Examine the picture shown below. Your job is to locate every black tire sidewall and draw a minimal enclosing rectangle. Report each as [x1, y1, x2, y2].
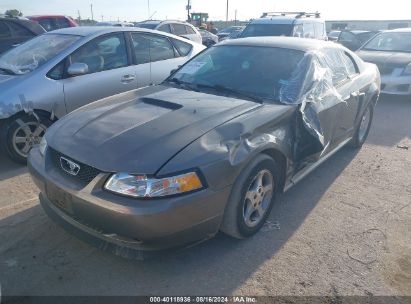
[235, 157, 278, 238]
[1, 113, 52, 164]
[353, 103, 374, 147]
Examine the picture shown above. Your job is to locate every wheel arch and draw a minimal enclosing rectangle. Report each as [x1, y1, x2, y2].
[260, 148, 288, 193]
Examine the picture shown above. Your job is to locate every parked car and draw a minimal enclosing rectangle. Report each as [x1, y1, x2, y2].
[356, 28, 411, 95]
[26, 15, 78, 31]
[136, 20, 202, 44]
[28, 37, 380, 256]
[327, 30, 341, 41]
[227, 27, 245, 40]
[198, 29, 218, 47]
[240, 12, 327, 40]
[96, 21, 134, 27]
[0, 27, 205, 163]
[217, 26, 245, 41]
[335, 30, 380, 51]
[0, 17, 45, 54]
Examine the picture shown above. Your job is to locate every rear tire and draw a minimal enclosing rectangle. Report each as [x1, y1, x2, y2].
[220, 154, 279, 239]
[1, 113, 52, 164]
[349, 103, 374, 148]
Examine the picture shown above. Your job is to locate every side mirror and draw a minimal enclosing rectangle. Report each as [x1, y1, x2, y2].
[67, 63, 89, 76]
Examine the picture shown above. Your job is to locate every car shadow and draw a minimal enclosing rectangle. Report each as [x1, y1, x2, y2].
[0, 146, 360, 296]
[0, 156, 27, 181]
[366, 94, 411, 148]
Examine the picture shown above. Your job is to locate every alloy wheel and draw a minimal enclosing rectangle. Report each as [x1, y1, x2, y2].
[11, 119, 47, 158]
[243, 169, 274, 228]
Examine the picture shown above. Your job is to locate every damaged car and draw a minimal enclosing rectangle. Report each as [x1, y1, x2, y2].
[0, 26, 205, 163]
[28, 37, 380, 257]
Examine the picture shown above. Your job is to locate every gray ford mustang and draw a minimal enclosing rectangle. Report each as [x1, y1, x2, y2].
[28, 37, 380, 256]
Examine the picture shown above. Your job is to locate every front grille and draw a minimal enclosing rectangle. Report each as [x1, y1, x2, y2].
[49, 148, 102, 185]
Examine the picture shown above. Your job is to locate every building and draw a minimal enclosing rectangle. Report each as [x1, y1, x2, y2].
[326, 20, 411, 32]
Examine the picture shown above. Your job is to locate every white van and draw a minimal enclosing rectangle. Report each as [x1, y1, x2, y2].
[240, 12, 327, 40]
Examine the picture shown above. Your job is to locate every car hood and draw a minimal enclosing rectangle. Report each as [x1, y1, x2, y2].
[47, 86, 261, 174]
[356, 50, 411, 70]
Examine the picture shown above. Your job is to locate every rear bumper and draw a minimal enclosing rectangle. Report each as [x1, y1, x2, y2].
[381, 74, 411, 95]
[28, 147, 231, 256]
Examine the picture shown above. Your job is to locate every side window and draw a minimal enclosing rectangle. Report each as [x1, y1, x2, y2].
[323, 49, 349, 85]
[148, 35, 175, 62]
[292, 24, 303, 38]
[130, 33, 151, 64]
[185, 25, 196, 35]
[171, 38, 192, 57]
[157, 24, 172, 33]
[38, 19, 55, 31]
[339, 31, 356, 43]
[56, 18, 70, 29]
[314, 23, 325, 39]
[341, 51, 358, 76]
[47, 61, 66, 80]
[70, 33, 128, 75]
[303, 23, 315, 38]
[0, 22, 12, 38]
[172, 23, 187, 36]
[8, 22, 33, 36]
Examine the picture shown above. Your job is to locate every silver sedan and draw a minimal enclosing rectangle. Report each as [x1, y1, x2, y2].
[0, 26, 205, 163]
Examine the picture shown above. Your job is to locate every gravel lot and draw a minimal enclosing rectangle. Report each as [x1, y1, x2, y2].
[0, 95, 410, 297]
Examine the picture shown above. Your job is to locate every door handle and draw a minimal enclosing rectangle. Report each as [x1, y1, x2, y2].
[121, 74, 135, 83]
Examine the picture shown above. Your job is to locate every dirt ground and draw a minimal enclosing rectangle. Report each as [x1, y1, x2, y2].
[0, 95, 410, 297]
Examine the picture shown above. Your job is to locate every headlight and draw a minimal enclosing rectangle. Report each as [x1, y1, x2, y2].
[104, 172, 204, 198]
[403, 63, 411, 76]
[39, 137, 47, 156]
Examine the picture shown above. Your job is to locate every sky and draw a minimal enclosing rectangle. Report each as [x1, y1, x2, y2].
[1, 0, 411, 22]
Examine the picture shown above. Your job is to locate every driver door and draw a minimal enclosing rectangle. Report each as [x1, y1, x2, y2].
[62, 33, 138, 113]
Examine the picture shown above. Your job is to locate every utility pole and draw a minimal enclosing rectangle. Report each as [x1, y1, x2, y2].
[90, 4, 94, 21]
[226, 0, 229, 23]
[77, 10, 81, 22]
[101, 15, 103, 21]
[235, 9, 237, 25]
[147, 0, 150, 19]
[186, 0, 191, 21]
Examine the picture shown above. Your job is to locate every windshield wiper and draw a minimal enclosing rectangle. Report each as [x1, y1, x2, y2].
[166, 78, 199, 92]
[0, 67, 16, 75]
[195, 84, 265, 104]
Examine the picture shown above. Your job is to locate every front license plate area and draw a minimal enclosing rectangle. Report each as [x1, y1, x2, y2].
[46, 184, 74, 215]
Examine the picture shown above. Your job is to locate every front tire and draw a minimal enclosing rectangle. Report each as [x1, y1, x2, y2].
[220, 154, 279, 239]
[1, 113, 52, 164]
[350, 103, 374, 148]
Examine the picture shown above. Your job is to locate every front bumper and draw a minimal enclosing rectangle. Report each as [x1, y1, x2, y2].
[381, 74, 411, 95]
[28, 147, 231, 256]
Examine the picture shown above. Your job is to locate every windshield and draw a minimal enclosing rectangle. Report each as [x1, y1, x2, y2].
[362, 32, 411, 52]
[137, 23, 158, 30]
[328, 31, 340, 38]
[240, 24, 293, 38]
[0, 34, 80, 75]
[167, 45, 306, 103]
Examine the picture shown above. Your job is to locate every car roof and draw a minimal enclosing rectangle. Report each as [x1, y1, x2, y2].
[138, 20, 190, 25]
[383, 27, 411, 33]
[26, 15, 70, 19]
[251, 15, 324, 25]
[219, 36, 340, 52]
[0, 17, 46, 34]
[45, 26, 196, 42]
